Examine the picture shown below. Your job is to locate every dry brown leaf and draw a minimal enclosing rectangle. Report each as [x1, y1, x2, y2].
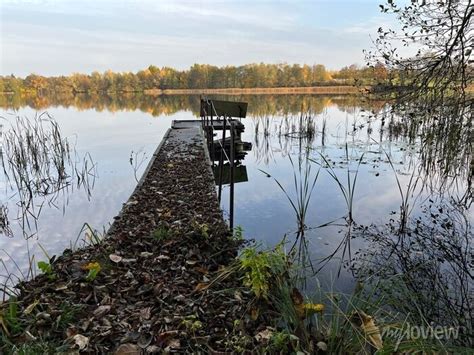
[93, 305, 111, 318]
[73, 334, 89, 350]
[194, 282, 209, 292]
[54, 282, 69, 291]
[255, 328, 273, 343]
[250, 307, 259, 320]
[316, 341, 328, 351]
[114, 343, 141, 355]
[167, 338, 181, 350]
[291, 288, 305, 318]
[351, 310, 383, 350]
[194, 266, 209, 274]
[24, 299, 40, 315]
[139, 307, 151, 320]
[109, 254, 123, 263]
[157, 330, 179, 347]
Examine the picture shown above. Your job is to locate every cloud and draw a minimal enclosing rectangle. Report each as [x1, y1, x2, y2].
[0, 0, 383, 76]
[149, 0, 298, 31]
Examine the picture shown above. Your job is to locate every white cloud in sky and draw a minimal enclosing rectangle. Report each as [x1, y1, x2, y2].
[0, 0, 389, 76]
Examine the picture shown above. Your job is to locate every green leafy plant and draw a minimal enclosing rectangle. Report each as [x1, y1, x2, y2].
[268, 330, 297, 353]
[0, 297, 22, 336]
[2, 339, 67, 355]
[181, 315, 203, 332]
[152, 225, 170, 242]
[37, 261, 52, 274]
[83, 262, 101, 282]
[37, 261, 55, 281]
[76, 223, 103, 247]
[192, 222, 209, 239]
[239, 243, 287, 299]
[56, 302, 81, 330]
[233, 226, 244, 241]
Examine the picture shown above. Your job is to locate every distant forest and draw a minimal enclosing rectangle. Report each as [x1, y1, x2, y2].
[0, 63, 393, 95]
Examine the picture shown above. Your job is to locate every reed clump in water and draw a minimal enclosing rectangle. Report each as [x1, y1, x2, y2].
[0, 112, 96, 238]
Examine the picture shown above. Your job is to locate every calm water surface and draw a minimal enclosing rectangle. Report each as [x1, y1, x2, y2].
[0, 94, 471, 296]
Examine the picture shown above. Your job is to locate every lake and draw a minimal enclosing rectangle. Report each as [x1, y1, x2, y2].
[0, 94, 471, 300]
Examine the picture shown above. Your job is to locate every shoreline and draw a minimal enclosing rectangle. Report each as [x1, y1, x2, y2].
[0, 85, 367, 97]
[1, 84, 472, 97]
[145, 85, 365, 95]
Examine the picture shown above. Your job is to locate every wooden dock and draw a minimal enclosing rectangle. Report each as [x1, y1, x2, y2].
[109, 119, 226, 237]
[8, 117, 260, 352]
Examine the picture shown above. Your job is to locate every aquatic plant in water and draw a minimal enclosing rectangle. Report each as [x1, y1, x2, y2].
[0, 112, 96, 238]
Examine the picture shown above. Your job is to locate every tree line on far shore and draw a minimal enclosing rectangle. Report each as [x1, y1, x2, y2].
[0, 62, 393, 95]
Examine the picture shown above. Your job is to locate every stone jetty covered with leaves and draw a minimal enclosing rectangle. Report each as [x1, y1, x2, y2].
[0, 124, 274, 353]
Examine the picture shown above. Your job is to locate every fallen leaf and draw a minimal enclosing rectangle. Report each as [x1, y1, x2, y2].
[234, 291, 243, 302]
[109, 254, 123, 263]
[66, 327, 78, 338]
[24, 299, 40, 315]
[194, 266, 208, 274]
[291, 288, 324, 318]
[316, 341, 328, 351]
[122, 258, 137, 263]
[167, 338, 181, 350]
[255, 328, 273, 343]
[351, 310, 383, 350]
[250, 307, 259, 320]
[194, 282, 209, 292]
[82, 261, 101, 272]
[73, 334, 89, 350]
[93, 305, 111, 318]
[139, 307, 151, 320]
[291, 288, 305, 318]
[156, 330, 179, 347]
[115, 343, 141, 355]
[54, 282, 69, 291]
[304, 303, 325, 315]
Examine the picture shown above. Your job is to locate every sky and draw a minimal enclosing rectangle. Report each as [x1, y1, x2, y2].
[0, 0, 393, 77]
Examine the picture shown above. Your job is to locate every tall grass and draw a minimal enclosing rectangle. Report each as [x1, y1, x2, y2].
[0, 112, 96, 238]
[376, 140, 422, 233]
[231, 240, 469, 353]
[310, 143, 364, 224]
[260, 153, 320, 235]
